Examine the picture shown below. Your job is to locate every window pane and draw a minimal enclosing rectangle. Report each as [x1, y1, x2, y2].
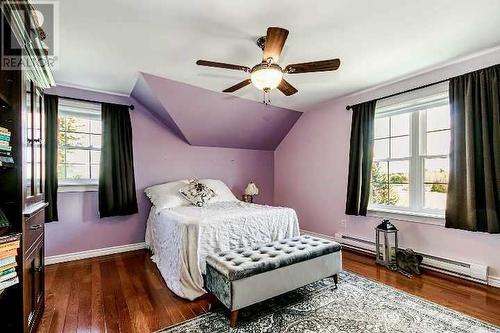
[371, 182, 389, 205]
[425, 158, 449, 184]
[390, 136, 410, 158]
[58, 148, 65, 163]
[427, 130, 450, 155]
[90, 135, 101, 148]
[391, 113, 410, 136]
[389, 160, 409, 184]
[374, 139, 389, 160]
[374, 117, 389, 139]
[66, 116, 90, 133]
[371, 162, 388, 205]
[57, 164, 65, 179]
[388, 160, 409, 207]
[425, 184, 448, 210]
[66, 164, 90, 180]
[389, 184, 409, 207]
[58, 116, 66, 132]
[91, 164, 100, 180]
[90, 120, 102, 134]
[65, 133, 90, 147]
[91, 151, 100, 164]
[427, 105, 450, 131]
[66, 149, 89, 164]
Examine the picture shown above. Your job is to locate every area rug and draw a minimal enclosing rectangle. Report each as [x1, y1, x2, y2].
[158, 271, 500, 333]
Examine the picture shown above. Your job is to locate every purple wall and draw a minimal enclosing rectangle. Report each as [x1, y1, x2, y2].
[274, 49, 500, 278]
[45, 86, 274, 256]
[131, 72, 302, 150]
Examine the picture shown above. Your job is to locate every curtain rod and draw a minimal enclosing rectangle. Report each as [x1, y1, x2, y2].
[345, 78, 449, 111]
[47, 94, 135, 110]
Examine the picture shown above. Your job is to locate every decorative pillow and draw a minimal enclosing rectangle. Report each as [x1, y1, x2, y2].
[199, 179, 238, 202]
[144, 180, 191, 209]
[180, 179, 217, 207]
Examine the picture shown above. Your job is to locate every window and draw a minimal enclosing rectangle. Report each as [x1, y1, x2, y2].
[369, 83, 450, 217]
[58, 99, 101, 186]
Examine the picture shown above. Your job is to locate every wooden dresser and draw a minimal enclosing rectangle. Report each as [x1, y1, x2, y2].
[0, 2, 55, 332]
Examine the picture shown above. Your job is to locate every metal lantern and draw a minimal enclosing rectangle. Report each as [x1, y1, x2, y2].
[375, 219, 399, 268]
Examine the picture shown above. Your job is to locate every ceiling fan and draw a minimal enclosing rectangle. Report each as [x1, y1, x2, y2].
[196, 27, 341, 104]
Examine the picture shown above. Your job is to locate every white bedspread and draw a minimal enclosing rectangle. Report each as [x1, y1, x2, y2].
[145, 201, 300, 300]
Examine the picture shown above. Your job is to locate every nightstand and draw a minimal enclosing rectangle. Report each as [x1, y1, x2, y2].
[241, 194, 253, 203]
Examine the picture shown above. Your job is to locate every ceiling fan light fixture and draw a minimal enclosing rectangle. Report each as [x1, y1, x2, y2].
[250, 63, 283, 91]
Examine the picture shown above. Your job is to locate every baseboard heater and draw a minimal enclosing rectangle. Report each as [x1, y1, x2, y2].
[329, 232, 488, 284]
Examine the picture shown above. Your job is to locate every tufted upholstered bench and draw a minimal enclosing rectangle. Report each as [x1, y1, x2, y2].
[205, 235, 342, 327]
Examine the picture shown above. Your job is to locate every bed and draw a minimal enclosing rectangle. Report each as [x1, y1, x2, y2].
[144, 179, 300, 300]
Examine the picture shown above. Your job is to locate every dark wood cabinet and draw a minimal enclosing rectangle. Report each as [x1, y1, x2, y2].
[23, 236, 45, 333]
[0, 3, 55, 332]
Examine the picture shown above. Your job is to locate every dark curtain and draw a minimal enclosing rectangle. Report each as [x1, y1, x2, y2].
[446, 64, 500, 233]
[98, 103, 138, 218]
[345, 100, 377, 216]
[44, 94, 58, 222]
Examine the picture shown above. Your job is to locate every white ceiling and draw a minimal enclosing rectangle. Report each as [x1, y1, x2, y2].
[53, 0, 500, 112]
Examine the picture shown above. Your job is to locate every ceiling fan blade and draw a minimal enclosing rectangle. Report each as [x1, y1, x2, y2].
[196, 60, 250, 72]
[222, 79, 252, 93]
[277, 79, 298, 96]
[285, 58, 341, 74]
[262, 27, 289, 63]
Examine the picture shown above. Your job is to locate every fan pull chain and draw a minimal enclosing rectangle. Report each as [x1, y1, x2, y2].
[263, 90, 271, 105]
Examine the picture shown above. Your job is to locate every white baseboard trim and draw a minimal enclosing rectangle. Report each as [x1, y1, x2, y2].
[488, 276, 500, 288]
[45, 242, 148, 265]
[300, 229, 500, 289]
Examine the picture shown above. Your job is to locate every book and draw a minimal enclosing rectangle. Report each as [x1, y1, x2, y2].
[0, 233, 20, 244]
[0, 140, 9, 146]
[0, 267, 15, 277]
[0, 133, 10, 141]
[0, 127, 10, 134]
[0, 155, 14, 164]
[0, 145, 12, 152]
[0, 276, 19, 290]
[0, 257, 16, 268]
[0, 249, 17, 260]
[0, 262, 17, 273]
[0, 240, 20, 251]
[0, 271, 16, 283]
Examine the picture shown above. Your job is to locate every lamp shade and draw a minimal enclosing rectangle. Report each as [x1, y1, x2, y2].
[244, 182, 259, 196]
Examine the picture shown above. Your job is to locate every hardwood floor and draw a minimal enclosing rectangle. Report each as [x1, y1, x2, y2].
[37, 249, 500, 333]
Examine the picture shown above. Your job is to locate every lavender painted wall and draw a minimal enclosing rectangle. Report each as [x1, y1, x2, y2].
[131, 72, 302, 151]
[45, 86, 274, 256]
[274, 49, 500, 278]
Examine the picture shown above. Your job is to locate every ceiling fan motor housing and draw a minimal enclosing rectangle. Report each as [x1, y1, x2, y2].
[256, 36, 266, 50]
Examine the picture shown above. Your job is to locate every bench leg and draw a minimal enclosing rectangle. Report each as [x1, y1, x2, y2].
[207, 292, 219, 311]
[333, 273, 338, 287]
[229, 310, 239, 328]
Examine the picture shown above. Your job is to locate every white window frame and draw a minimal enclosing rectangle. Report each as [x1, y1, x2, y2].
[57, 99, 101, 189]
[368, 82, 450, 222]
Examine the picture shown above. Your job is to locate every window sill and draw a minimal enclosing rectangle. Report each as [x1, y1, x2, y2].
[367, 207, 445, 226]
[58, 184, 98, 193]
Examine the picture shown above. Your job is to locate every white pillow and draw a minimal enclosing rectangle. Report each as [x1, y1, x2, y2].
[144, 180, 190, 209]
[199, 179, 238, 202]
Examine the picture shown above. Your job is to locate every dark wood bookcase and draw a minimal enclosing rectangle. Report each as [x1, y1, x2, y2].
[0, 3, 55, 332]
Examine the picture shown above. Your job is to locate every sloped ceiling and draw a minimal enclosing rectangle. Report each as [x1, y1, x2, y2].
[131, 73, 302, 151]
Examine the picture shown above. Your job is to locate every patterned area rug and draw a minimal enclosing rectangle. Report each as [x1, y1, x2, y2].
[158, 271, 500, 333]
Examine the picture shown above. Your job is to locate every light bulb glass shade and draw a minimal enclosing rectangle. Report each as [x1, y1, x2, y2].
[250, 64, 283, 91]
[244, 182, 259, 196]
